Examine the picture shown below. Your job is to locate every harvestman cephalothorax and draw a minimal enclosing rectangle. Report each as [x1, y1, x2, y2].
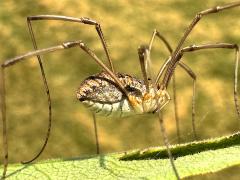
[1, 1, 240, 179]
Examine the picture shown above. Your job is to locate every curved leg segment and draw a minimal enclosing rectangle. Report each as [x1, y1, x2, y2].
[27, 15, 114, 72]
[0, 40, 125, 178]
[26, 15, 114, 163]
[178, 43, 240, 122]
[26, 15, 117, 162]
[162, 1, 240, 87]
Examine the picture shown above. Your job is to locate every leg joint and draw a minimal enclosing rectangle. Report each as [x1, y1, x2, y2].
[80, 17, 99, 26]
[233, 44, 239, 50]
[62, 40, 82, 48]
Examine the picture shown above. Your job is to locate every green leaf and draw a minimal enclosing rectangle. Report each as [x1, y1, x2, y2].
[1, 132, 240, 179]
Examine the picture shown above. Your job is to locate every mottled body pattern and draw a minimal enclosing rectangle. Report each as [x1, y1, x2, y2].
[77, 71, 169, 117]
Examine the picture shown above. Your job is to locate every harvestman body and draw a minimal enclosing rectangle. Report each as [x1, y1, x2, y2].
[77, 71, 169, 116]
[1, 1, 240, 179]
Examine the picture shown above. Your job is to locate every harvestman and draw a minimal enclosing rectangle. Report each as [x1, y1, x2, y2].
[1, 1, 240, 179]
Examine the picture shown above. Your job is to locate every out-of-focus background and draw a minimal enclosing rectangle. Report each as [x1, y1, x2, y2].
[0, 0, 239, 178]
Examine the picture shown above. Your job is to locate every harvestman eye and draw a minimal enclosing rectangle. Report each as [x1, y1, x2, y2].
[1, 2, 240, 179]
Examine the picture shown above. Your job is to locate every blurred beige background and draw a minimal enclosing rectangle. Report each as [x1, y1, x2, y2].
[0, 0, 239, 177]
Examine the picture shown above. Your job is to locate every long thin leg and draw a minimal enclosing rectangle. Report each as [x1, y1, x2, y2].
[149, 29, 172, 53]
[149, 29, 197, 141]
[0, 40, 127, 179]
[0, 68, 7, 178]
[157, 93, 180, 179]
[27, 15, 114, 72]
[78, 42, 128, 95]
[176, 43, 240, 123]
[138, 45, 151, 92]
[135, 37, 180, 178]
[21, 22, 52, 165]
[0, 44, 69, 178]
[172, 72, 180, 142]
[92, 113, 100, 154]
[149, 30, 182, 143]
[1, 42, 79, 179]
[27, 16, 118, 161]
[177, 63, 197, 139]
[162, 1, 240, 87]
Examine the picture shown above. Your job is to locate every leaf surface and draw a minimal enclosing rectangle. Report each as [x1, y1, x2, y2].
[1, 132, 240, 179]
